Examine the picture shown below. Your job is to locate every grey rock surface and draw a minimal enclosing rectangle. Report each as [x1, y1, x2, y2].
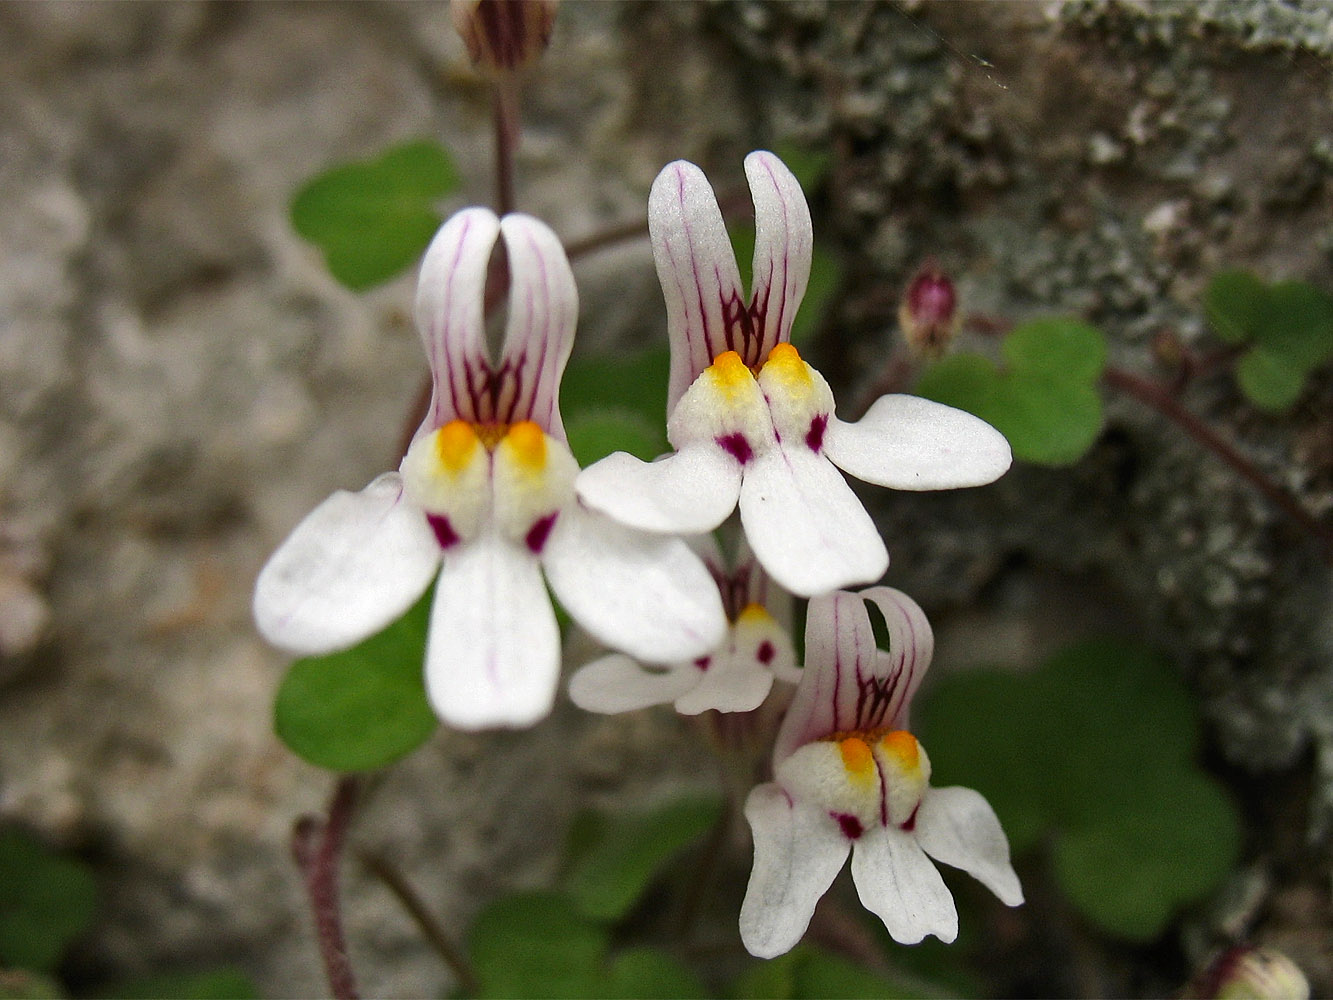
[1, 1, 1330, 996]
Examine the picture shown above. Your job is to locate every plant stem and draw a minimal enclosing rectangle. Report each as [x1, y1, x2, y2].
[359, 850, 481, 995]
[493, 75, 520, 216]
[1103, 365, 1333, 563]
[293, 776, 362, 1000]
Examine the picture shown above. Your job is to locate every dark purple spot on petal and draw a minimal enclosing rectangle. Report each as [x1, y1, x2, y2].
[901, 804, 919, 833]
[427, 514, 459, 551]
[835, 813, 864, 840]
[693, 656, 711, 672]
[525, 512, 559, 554]
[716, 432, 753, 465]
[805, 413, 828, 453]
[756, 640, 775, 665]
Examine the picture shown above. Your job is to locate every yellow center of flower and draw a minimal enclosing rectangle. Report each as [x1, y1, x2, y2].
[760, 342, 814, 389]
[503, 420, 547, 471]
[435, 419, 482, 474]
[735, 602, 770, 624]
[879, 729, 920, 770]
[838, 736, 876, 785]
[707, 350, 759, 394]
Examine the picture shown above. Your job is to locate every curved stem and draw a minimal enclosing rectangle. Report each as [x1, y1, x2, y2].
[359, 850, 481, 995]
[1103, 365, 1333, 563]
[293, 776, 362, 1000]
[493, 75, 520, 216]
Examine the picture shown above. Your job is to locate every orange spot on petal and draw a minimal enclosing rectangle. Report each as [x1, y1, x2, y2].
[435, 420, 481, 473]
[839, 737, 876, 782]
[505, 420, 547, 470]
[880, 730, 920, 770]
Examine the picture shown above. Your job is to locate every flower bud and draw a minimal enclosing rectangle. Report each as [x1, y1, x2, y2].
[452, 0, 557, 75]
[898, 262, 959, 359]
[1192, 946, 1310, 1000]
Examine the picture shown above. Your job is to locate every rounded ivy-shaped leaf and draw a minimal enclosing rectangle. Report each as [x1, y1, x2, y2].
[1255, 280, 1333, 370]
[1002, 317, 1107, 382]
[468, 892, 608, 1000]
[0, 828, 97, 973]
[291, 141, 460, 290]
[273, 588, 437, 772]
[601, 948, 708, 1000]
[563, 795, 722, 922]
[1236, 348, 1307, 412]
[1204, 269, 1268, 345]
[1053, 770, 1240, 941]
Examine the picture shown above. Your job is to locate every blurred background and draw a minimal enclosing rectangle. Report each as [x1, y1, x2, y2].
[1, 2, 1331, 997]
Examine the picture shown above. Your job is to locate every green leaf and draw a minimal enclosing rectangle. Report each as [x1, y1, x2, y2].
[565, 408, 666, 467]
[0, 829, 97, 974]
[1053, 771, 1240, 941]
[563, 794, 722, 922]
[107, 969, 260, 1000]
[291, 140, 460, 290]
[1002, 318, 1107, 382]
[1204, 269, 1268, 345]
[733, 952, 799, 1000]
[469, 893, 608, 999]
[601, 948, 708, 999]
[273, 587, 436, 771]
[1236, 347, 1307, 412]
[915, 322, 1106, 468]
[918, 638, 1241, 942]
[1253, 280, 1333, 370]
[561, 347, 672, 429]
[792, 948, 931, 999]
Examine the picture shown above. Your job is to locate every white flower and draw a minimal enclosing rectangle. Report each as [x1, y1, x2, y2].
[254, 208, 726, 731]
[739, 587, 1022, 958]
[568, 536, 799, 716]
[575, 151, 1012, 597]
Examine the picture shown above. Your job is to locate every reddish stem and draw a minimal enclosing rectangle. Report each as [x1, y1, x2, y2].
[1103, 365, 1333, 563]
[293, 777, 362, 1000]
[493, 76, 520, 217]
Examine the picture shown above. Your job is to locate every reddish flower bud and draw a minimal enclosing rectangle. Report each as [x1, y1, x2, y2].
[452, 0, 557, 75]
[899, 262, 959, 359]
[1189, 946, 1309, 1000]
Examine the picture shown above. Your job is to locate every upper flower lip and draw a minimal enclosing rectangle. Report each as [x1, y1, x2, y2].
[650, 150, 812, 414]
[415, 207, 578, 442]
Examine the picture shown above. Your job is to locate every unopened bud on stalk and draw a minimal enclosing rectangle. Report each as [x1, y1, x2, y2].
[1191, 946, 1309, 1000]
[898, 261, 959, 359]
[452, 0, 557, 75]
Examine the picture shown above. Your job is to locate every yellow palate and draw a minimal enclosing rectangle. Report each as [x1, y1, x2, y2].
[706, 351, 758, 396]
[435, 420, 481, 473]
[838, 736, 877, 785]
[879, 730, 920, 770]
[735, 602, 771, 625]
[760, 342, 814, 390]
[503, 420, 547, 471]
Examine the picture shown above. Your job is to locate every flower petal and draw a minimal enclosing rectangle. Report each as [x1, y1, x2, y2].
[915, 786, 1024, 907]
[738, 445, 888, 597]
[649, 159, 746, 413]
[425, 530, 559, 730]
[415, 208, 501, 431]
[567, 653, 697, 714]
[543, 503, 726, 663]
[254, 472, 440, 656]
[859, 586, 933, 730]
[850, 825, 958, 945]
[824, 394, 1012, 490]
[496, 214, 578, 440]
[674, 636, 774, 715]
[772, 590, 876, 764]
[739, 783, 850, 959]
[574, 445, 742, 535]
[745, 151, 812, 359]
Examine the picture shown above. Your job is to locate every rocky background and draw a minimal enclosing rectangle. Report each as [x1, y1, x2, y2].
[1, 2, 1330, 997]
